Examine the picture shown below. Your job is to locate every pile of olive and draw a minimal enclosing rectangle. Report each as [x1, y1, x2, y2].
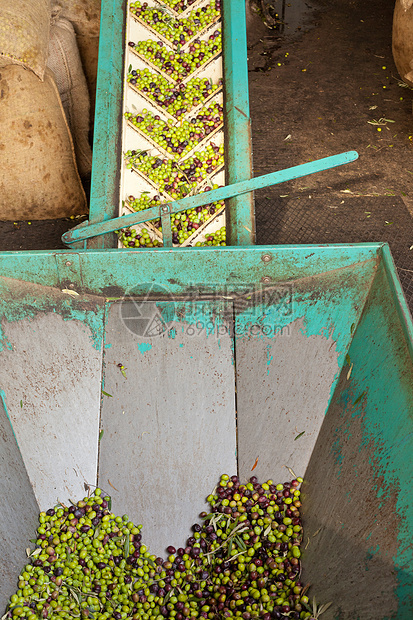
[5, 475, 322, 620]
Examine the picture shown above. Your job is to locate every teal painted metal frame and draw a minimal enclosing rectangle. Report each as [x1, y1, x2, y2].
[0, 244, 413, 617]
[86, 0, 255, 248]
[222, 0, 255, 245]
[0, 243, 411, 354]
[76, 0, 360, 250]
[0, 244, 381, 290]
[87, 0, 125, 249]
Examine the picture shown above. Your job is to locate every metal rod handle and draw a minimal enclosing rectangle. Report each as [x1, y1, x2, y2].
[62, 151, 358, 245]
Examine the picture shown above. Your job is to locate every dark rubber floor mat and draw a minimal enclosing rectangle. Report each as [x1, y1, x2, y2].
[0, 219, 85, 251]
[255, 191, 413, 311]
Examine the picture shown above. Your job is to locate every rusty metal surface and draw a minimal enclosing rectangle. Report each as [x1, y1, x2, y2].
[301, 369, 401, 619]
[302, 260, 413, 619]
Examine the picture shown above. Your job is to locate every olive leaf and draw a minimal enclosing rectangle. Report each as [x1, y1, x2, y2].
[124, 535, 130, 559]
[225, 515, 233, 532]
[303, 596, 332, 619]
[68, 587, 80, 605]
[164, 588, 174, 604]
[353, 390, 367, 407]
[226, 538, 233, 558]
[286, 466, 297, 478]
[318, 602, 333, 615]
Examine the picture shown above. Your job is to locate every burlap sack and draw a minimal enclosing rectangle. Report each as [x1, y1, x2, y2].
[47, 10, 92, 178]
[56, 0, 101, 37]
[0, 65, 86, 220]
[76, 34, 99, 126]
[393, 0, 413, 87]
[0, 0, 51, 80]
[55, 1, 101, 128]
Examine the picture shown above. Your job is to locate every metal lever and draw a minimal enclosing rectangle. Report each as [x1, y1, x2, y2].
[62, 151, 358, 246]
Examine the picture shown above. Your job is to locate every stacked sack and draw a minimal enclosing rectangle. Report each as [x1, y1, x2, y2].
[55, 0, 101, 127]
[0, 0, 101, 220]
[393, 0, 413, 88]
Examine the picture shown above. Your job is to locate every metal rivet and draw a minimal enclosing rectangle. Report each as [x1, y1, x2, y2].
[161, 206, 169, 213]
[69, 283, 75, 289]
[65, 261, 72, 266]
[261, 276, 271, 283]
[261, 254, 272, 263]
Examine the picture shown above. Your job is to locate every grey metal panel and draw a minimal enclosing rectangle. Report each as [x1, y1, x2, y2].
[236, 317, 340, 484]
[0, 279, 105, 509]
[0, 391, 39, 607]
[99, 300, 236, 556]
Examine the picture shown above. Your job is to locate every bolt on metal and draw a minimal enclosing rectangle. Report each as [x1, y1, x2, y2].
[261, 254, 272, 263]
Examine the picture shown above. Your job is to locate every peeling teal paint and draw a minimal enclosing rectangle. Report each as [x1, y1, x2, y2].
[235, 261, 377, 416]
[265, 344, 273, 376]
[105, 343, 112, 349]
[137, 343, 152, 355]
[0, 390, 19, 446]
[324, 260, 413, 618]
[0, 283, 105, 352]
[365, 545, 380, 571]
